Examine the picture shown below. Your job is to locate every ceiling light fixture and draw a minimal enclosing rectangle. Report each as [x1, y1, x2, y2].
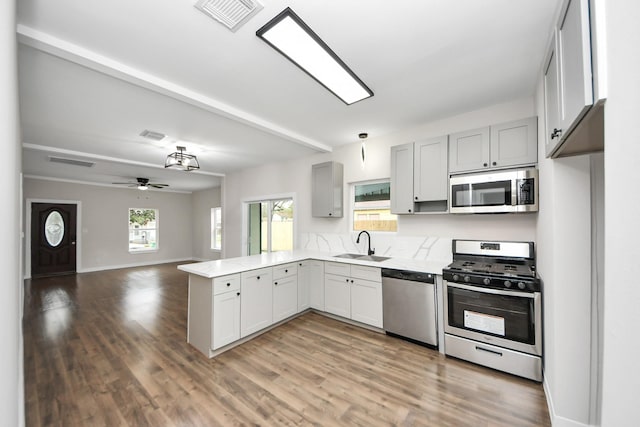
[165, 146, 200, 171]
[256, 7, 373, 105]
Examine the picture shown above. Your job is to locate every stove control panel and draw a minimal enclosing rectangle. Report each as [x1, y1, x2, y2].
[443, 270, 540, 292]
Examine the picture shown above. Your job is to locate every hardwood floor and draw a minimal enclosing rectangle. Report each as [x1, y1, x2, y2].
[23, 263, 551, 426]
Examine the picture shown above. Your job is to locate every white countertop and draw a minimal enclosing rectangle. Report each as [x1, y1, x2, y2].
[177, 250, 449, 279]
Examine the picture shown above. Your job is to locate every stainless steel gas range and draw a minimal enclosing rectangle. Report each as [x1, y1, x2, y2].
[442, 240, 542, 382]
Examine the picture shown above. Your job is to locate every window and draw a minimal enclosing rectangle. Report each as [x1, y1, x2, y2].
[129, 208, 158, 252]
[352, 181, 397, 232]
[211, 207, 222, 250]
[246, 198, 294, 255]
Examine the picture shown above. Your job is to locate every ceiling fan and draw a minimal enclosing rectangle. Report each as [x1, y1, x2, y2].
[112, 177, 169, 190]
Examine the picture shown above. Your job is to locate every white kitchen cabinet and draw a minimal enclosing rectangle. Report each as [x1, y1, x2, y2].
[312, 161, 343, 218]
[240, 267, 273, 337]
[390, 143, 414, 214]
[544, 0, 595, 157]
[449, 127, 490, 174]
[212, 289, 240, 350]
[324, 273, 351, 318]
[391, 137, 448, 214]
[273, 275, 298, 322]
[350, 278, 383, 328]
[414, 136, 449, 205]
[490, 117, 538, 168]
[298, 259, 324, 311]
[450, 118, 537, 174]
[187, 273, 241, 355]
[324, 262, 382, 327]
[273, 263, 298, 323]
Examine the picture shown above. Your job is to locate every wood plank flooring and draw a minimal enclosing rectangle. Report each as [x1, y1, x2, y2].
[23, 263, 551, 426]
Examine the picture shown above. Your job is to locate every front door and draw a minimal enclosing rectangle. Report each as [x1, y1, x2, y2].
[31, 203, 77, 278]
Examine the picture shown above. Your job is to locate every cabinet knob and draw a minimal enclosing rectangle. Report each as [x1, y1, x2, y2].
[237, 292, 240, 296]
[350, 280, 354, 283]
[274, 282, 278, 285]
[345, 278, 349, 282]
[285, 269, 288, 273]
[226, 283, 230, 287]
[329, 213, 332, 216]
[257, 276, 260, 280]
[492, 161, 497, 166]
[299, 263, 302, 266]
[414, 196, 418, 200]
[408, 209, 412, 213]
[483, 163, 488, 167]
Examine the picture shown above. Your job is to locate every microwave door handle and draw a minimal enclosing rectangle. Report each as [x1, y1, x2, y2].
[511, 180, 517, 206]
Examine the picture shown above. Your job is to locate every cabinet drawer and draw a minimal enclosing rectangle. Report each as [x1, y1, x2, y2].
[350, 265, 381, 282]
[324, 261, 351, 276]
[213, 274, 240, 295]
[273, 263, 298, 280]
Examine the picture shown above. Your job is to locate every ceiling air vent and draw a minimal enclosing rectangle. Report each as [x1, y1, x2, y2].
[48, 156, 95, 168]
[139, 129, 166, 141]
[195, 0, 264, 32]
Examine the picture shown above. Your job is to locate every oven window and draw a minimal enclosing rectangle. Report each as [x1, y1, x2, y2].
[447, 286, 535, 344]
[451, 180, 511, 208]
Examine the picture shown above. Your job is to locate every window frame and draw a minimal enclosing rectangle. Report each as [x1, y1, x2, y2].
[242, 193, 296, 256]
[128, 208, 159, 253]
[350, 179, 398, 233]
[211, 207, 222, 251]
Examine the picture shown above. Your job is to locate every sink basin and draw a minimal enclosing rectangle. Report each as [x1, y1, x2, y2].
[333, 253, 363, 259]
[355, 255, 391, 262]
[333, 253, 391, 262]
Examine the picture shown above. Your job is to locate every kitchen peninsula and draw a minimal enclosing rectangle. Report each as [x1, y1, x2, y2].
[179, 249, 449, 358]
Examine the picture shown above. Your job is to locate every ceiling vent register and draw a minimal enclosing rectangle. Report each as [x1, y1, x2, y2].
[48, 156, 95, 168]
[195, 0, 263, 32]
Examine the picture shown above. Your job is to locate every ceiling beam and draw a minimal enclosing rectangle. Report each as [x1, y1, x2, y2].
[23, 143, 226, 177]
[17, 25, 333, 153]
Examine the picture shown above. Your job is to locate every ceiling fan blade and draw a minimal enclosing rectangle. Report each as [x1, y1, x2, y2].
[112, 182, 136, 185]
[149, 184, 169, 188]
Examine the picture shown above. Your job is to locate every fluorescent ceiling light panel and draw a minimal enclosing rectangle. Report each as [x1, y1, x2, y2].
[256, 8, 373, 105]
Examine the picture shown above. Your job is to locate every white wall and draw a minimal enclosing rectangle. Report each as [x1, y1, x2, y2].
[224, 97, 537, 258]
[23, 178, 194, 273]
[191, 186, 222, 261]
[1, 0, 23, 425]
[601, 0, 640, 425]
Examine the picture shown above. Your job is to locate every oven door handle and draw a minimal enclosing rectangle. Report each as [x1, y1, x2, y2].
[445, 282, 537, 298]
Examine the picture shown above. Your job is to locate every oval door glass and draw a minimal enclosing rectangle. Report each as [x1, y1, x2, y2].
[44, 211, 64, 247]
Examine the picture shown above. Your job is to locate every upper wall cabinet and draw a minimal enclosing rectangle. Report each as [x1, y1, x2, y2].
[449, 117, 538, 174]
[544, 0, 604, 158]
[312, 161, 343, 218]
[390, 136, 448, 214]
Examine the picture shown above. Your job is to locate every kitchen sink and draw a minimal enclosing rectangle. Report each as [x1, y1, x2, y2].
[333, 253, 391, 262]
[355, 255, 390, 262]
[333, 253, 363, 259]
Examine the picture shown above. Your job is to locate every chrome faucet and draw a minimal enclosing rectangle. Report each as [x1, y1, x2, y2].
[356, 230, 375, 255]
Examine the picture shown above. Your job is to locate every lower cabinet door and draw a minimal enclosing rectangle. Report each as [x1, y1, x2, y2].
[308, 261, 325, 310]
[351, 278, 383, 328]
[241, 268, 273, 337]
[273, 276, 298, 322]
[324, 274, 351, 318]
[212, 291, 240, 350]
[297, 262, 310, 312]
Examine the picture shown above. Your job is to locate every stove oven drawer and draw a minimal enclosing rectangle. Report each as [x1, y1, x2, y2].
[445, 334, 542, 382]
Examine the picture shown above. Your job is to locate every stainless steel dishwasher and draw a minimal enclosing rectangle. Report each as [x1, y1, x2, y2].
[382, 268, 437, 347]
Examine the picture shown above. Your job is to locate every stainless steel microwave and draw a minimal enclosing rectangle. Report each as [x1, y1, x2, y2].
[449, 167, 539, 214]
